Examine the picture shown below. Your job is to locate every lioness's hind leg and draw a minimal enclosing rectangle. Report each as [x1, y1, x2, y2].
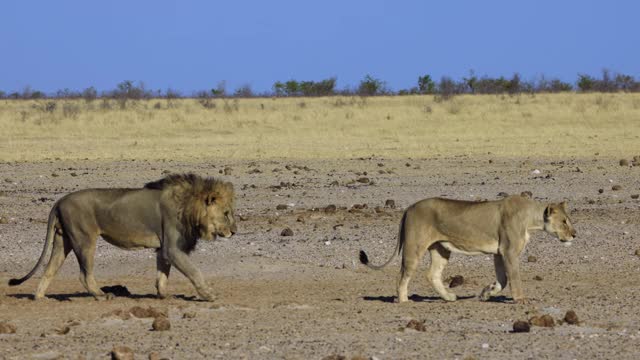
[426, 243, 456, 302]
[34, 232, 70, 300]
[480, 254, 508, 301]
[156, 253, 171, 299]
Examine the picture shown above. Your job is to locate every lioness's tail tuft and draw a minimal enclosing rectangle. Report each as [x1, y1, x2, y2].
[359, 250, 369, 265]
[8, 278, 24, 286]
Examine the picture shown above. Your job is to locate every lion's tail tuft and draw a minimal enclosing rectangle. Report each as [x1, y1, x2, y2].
[8, 278, 24, 286]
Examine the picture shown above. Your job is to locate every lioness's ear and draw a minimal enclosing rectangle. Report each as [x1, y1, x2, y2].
[560, 201, 568, 212]
[544, 205, 552, 221]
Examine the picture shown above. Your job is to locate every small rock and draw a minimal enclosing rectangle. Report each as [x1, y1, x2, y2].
[385, 199, 396, 208]
[520, 191, 533, 198]
[70, 172, 78, 177]
[0, 217, 8, 224]
[598, 189, 604, 194]
[148, 352, 161, 360]
[51, 173, 59, 177]
[406, 319, 426, 332]
[280, 228, 294, 237]
[374, 206, 384, 213]
[0, 322, 17, 334]
[527, 255, 537, 263]
[276, 204, 288, 210]
[129, 306, 167, 319]
[111, 346, 134, 360]
[54, 325, 71, 335]
[324, 204, 337, 214]
[512, 320, 530, 333]
[619, 159, 629, 166]
[564, 310, 579, 325]
[497, 192, 509, 198]
[529, 314, 554, 327]
[223, 167, 232, 175]
[448, 275, 464, 288]
[182, 311, 196, 319]
[631, 194, 639, 199]
[152, 317, 171, 331]
[612, 185, 622, 191]
[635, 249, 640, 257]
[356, 177, 370, 184]
[248, 168, 261, 174]
[533, 275, 543, 281]
[531, 169, 541, 175]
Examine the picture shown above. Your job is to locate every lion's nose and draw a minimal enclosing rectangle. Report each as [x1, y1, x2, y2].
[571, 229, 577, 237]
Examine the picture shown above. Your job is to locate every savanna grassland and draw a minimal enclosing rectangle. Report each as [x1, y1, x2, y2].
[1, 93, 639, 161]
[1, 93, 640, 359]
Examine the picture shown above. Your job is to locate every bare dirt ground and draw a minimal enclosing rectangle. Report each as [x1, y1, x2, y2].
[1, 156, 640, 359]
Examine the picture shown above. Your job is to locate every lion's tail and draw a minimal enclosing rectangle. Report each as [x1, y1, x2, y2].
[8, 205, 58, 286]
[359, 210, 407, 270]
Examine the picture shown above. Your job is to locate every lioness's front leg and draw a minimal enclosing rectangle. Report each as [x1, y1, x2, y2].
[480, 254, 508, 301]
[503, 251, 526, 304]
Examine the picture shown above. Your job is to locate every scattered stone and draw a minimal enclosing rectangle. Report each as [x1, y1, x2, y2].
[101, 285, 131, 297]
[533, 275, 543, 281]
[0, 217, 8, 224]
[564, 310, 579, 325]
[529, 314, 554, 327]
[512, 320, 530, 333]
[0, 322, 17, 334]
[248, 168, 262, 174]
[280, 227, 294, 237]
[4, 178, 14, 183]
[276, 204, 288, 210]
[152, 317, 171, 331]
[324, 204, 337, 214]
[619, 159, 629, 166]
[356, 177, 370, 184]
[635, 249, 640, 257]
[520, 191, 533, 198]
[631, 194, 639, 199]
[384, 199, 396, 208]
[129, 306, 167, 319]
[329, 180, 339, 186]
[182, 311, 196, 319]
[54, 325, 71, 335]
[51, 173, 59, 177]
[148, 352, 161, 360]
[598, 189, 604, 194]
[527, 255, 537, 263]
[322, 355, 346, 360]
[448, 275, 464, 288]
[497, 192, 509, 198]
[374, 206, 384, 213]
[531, 169, 541, 175]
[612, 185, 622, 191]
[223, 167, 232, 175]
[111, 346, 134, 360]
[70, 172, 78, 177]
[102, 309, 131, 320]
[406, 319, 426, 332]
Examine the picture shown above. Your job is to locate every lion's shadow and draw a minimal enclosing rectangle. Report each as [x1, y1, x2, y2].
[8, 285, 206, 302]
[363, 294, 477, 303]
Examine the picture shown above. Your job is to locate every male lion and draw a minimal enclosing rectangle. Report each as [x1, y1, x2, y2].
[9, 173, 236, 301]
[360, 195, 576, 304]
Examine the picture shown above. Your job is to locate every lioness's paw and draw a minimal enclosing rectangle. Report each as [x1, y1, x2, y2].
[200, 292, 216, 302]
[442, 293, 457, 302]
[513, 297, 530, 305]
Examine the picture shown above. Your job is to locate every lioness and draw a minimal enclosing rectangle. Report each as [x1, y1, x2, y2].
[360, 195, 575, 304]
[9, 173, 236, 301]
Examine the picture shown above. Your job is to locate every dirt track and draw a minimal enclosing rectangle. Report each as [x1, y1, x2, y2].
[1, 157, 639, 359]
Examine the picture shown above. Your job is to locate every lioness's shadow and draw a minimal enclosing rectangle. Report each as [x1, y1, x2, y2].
[363, 294, 476, 303]
[8, 284, 206, 302]
[483, 295, 512, 303]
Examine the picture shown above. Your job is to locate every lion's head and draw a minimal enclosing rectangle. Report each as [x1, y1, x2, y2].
[146, 173, 237, 243]
[543, 201, 576, 243]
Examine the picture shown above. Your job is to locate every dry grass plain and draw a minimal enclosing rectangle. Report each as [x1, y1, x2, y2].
[1, 94, 640, 359]
[1, 93, 639, 161]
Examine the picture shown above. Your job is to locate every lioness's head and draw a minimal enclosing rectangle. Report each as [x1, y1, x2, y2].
[543, 201, 576, 242]
[199, 182, 237, 241]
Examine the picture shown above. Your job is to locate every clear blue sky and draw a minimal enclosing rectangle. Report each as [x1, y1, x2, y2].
[1, 0, 638, 94]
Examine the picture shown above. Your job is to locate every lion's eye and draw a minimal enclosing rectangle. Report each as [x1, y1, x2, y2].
[224, 211, 230, 217]
[563, 219, 567, 224]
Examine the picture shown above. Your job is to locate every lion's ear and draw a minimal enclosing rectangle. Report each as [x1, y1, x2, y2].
[205, 195, 216, 206]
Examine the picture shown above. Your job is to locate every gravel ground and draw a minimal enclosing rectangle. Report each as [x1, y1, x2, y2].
[1, 156, 639, 359]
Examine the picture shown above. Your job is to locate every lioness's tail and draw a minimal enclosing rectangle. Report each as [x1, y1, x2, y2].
[8, 205, 58, 286]
[359, 210, 407, 270]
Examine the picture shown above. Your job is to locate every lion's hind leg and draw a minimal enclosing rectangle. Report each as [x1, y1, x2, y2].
[67, 229, 105, 300]
[34, 231, 71, 300]
[426, 243, 456, 302]
[480, 254, 508, 301]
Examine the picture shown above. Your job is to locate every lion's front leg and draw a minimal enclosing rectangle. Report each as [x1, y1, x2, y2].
[503, 251, 526, 304]
[480, 254, 508, 301]
[156, 253, 171, 299]
[166, 247, 215, 301]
